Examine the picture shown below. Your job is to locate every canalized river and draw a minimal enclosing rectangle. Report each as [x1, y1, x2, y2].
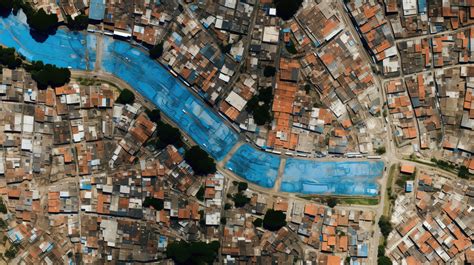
[0, 12, 384, 196]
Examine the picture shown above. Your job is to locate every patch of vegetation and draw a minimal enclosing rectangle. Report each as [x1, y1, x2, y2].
[285, 41, 298, 54]
[23, 61, 71, 89]
[0, 47, 22, 69]
[0, 219, 7, 229]
[155, 121, 183, 149]
[376, 146, 386, 155]
[326, 197, 338, 208]
[166, 240, 220, 265]
[338, 197, 379, 206]
[27, 8, 59, 36]
[237, 182, 248, 192]
[224, 203, 231, 210]
[253, 218, 263, 227]
[458, 165, 471, 179]
[143, 197, 164, 211]
[232, 192, 250, 208]
[378, 216, 392, 238]
[184, 146, 216, 175]
[149, 42, 164, 59]
[383, 164, 397, 217]
[145, 109, 161, 123]
[246, 87, 273, 125]
[196, 186, 205, 201]
[0, 198, 7, 214]
[66, 14, 89, 31]
[377, 256, 392, 265]
[395, 170, 415, 188]
[263, 209, 287, 231]
[4, 244, 18, 259]
[273, 0, 303, 21]
[220, 217, 227, 225]
[263, 66, 276, 77]
[220, 43, 232, 54]
[304, 84, 311, 94]
[115, 88, 135, 105]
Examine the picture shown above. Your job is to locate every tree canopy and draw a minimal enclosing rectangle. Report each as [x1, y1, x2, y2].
[145, 109, 161, 123]
[27, 61, 71, 89]
[378, 216, 393, 237]
[27, 8, 58, 34]
[149, 42, 164, 59]
[0, 47, 22, 69]
[66, 14, 89, 31]
[155, 121, 183, 149]
[237, 182, 248, 192]
[246, 87, 273, 125]
[184, 146, 216, 175]
[326, 197, 338, 208]
[143, 197, 164, 211]
[166, 240, 220, 265]
[263, 65, 276, 77]
[263, 209, 287, 231]
[116, 88, 135, 105]
[273, 0, 303, 21]
[232, 192, 250, 207]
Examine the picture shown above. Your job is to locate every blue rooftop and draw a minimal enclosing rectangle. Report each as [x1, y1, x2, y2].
[89, 0, 106, 21]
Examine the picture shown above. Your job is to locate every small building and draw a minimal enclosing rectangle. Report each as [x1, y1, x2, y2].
[405, 181, 414, 192]
[400, 163, 415, 175]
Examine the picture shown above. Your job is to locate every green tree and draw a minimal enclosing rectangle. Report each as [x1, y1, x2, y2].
[196, 186, 205, 201]
[143, 197, 164, 210]
[246, 87, 273, 125]
[166, 240, 220, 265]
[30, 63, 71, 89]
[149, 42, 164, 59]
[376, 147, 386, 155]
[184, 146, 216, 175]
[0, 47, 21, 69]
[326, 197, 338, 208]
[458, 165, 469, 179]
[27, 8, 58, 34]
[66, 14, 89, 31]
[263, 209, 287, 231]
[378, 216, 392, 237]
[155, 121, 183, 149]
[0, 198, 7, 214]
[273, 0, 303, 21]
[237, 182, 248, 192]
[253, 218, 263, 227]
[116, 88, 135, 105]
[263, 66, 276, 77]
[232, 192, 250, 207]
[4, 245, 17, 259]
[377, 256, 392, 265]
[145, 109, 161, 123]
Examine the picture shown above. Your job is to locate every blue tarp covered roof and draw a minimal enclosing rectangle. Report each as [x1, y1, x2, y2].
[89, 0, 106, 20]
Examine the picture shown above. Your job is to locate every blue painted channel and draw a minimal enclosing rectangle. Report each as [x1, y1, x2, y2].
[0, 12, 384, 196]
